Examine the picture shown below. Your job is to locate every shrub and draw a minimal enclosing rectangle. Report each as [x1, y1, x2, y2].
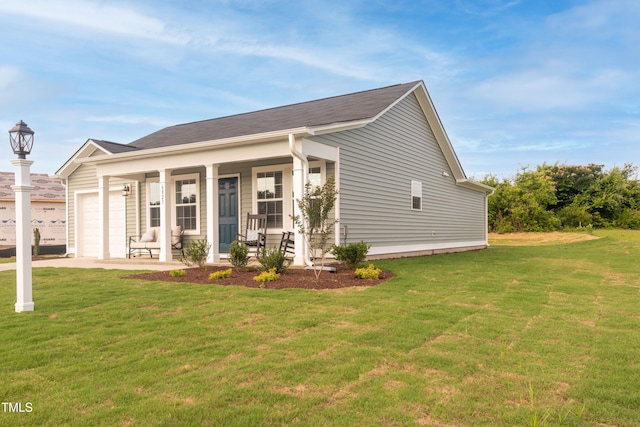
[257, 247, 290, 274]
[179, 239, 211, 268]
[355, 264, 382, 280]
[228, 240, 250, 269]
[331, 241, 370, 269]
[209, 268, 232, 280]
[169, 269, 186, 277]
[253, 267, 280, 286]
[33, 228, 41, 256]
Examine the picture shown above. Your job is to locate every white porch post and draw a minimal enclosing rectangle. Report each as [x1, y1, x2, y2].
[206, 164, 220, 263]
[159, 169, 173, 262]
[97, 175, 110, 260]
[12, 159, 35, 312]
[291, 155, 306, 266]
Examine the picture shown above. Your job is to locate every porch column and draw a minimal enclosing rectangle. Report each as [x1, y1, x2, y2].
[159, 169, 173, 262]
[97, 175, 110, 260]
[206, 164, 220, 263]
[291, 155, 306, 266]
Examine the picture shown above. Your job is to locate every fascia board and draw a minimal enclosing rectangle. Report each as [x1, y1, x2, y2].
[306, 119, 373, 135]
[456, 179, 495, 193]
[93, 139, 294, 177]
[55, 139, 111, 177]
[76, 127, 309, 167]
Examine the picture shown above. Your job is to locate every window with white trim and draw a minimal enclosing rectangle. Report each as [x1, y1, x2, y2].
[253, 165, 293, 231]
[256, 170, 284, 229]
[148, 181, 161, 227]
[411, 180, 422, 211]
[175, 175, 199, 233]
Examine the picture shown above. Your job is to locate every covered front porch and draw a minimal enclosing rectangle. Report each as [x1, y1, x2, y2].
[78, 134, 339, 266]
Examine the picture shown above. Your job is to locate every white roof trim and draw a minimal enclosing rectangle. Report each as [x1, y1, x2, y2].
[55, 139, 115, 177]
[75, 127, 309, 166]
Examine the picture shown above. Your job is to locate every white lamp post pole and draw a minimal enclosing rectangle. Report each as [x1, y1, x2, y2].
[9, 121, 35, 313]
[12, 159, 34, 312]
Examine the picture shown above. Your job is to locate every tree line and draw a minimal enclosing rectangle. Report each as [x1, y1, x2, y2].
[480, 163, 640, 233]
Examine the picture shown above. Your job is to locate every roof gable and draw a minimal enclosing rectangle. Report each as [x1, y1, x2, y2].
[129, 81, 420, 150]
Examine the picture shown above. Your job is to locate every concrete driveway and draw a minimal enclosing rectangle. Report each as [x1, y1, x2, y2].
[0, 257, 184, 272]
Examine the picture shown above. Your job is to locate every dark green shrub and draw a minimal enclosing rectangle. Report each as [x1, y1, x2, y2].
[257, 247, 290, 274]
[331, 241, 370, 269]
[33, 228, 41, 256]
[228, 240, 250, 269]
[179, 239, 211, 268]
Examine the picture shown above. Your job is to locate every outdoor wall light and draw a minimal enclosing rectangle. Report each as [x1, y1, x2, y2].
[122, 184, 131, 197]
[9, 120, 35, 159]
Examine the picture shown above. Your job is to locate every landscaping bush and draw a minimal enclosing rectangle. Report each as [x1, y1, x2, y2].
[355, 264, 381, 279]
[253, 267, 280, 287]
[257, 247, 290, 274]
[331, 241, 370, 269]
[209, 268, 232, 280]
[179, 239, 211, 268]
[228, 240, 250, 269]
[169, 269, 186, 277]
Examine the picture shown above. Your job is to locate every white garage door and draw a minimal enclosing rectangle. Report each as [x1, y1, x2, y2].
[76, 191, 126, 258]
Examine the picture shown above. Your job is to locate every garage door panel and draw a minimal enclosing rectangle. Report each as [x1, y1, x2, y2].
[76, 191, 125, 258]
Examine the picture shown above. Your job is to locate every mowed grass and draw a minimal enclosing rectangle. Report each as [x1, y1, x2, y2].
[1, 230, 639, 426]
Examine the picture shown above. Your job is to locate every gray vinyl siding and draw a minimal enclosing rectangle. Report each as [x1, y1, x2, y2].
[313, 93, 486, 249]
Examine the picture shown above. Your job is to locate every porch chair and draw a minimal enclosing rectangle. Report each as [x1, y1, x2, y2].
[279, 231, 295, 258]
[236, 213, 267, 256]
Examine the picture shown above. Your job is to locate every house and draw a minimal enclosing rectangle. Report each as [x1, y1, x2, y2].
[55, 80, 493, 265]
[0, 172, 66, 255]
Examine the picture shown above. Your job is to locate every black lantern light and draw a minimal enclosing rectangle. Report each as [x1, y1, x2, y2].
[8, 121, 35, 159]
[122, 184, 131, 197]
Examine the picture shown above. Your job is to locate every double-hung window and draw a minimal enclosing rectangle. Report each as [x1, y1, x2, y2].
[148, 181, 161, 227]
[411, 180, 422, 211]
[256, 170, 284, 229]
[175, 175, 199, 233]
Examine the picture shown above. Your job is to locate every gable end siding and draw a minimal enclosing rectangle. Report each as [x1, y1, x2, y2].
[313, 93, 486, 249]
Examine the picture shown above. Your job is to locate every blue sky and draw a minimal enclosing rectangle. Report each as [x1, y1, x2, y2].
[0, 0, 638, 179]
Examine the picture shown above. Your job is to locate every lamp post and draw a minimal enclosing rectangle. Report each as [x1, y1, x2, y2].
[9, 120, 35, 312]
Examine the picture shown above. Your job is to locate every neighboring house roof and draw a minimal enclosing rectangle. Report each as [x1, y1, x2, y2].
[129, 81, 421, 150]
[0, 172, 65, 201]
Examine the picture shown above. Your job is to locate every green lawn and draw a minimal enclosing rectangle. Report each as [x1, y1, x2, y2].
[1, 230, 639, 426]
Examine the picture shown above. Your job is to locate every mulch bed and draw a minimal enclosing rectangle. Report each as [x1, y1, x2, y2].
[125, 264, 393, 290]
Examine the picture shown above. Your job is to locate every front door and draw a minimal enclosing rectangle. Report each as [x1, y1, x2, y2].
[218, 177, 238, 253]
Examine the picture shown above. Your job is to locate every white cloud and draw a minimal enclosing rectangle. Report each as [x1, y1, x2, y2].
[0, 65, 20, 89]
[85, 115, 171, 128]
[0, 0, 188, 44]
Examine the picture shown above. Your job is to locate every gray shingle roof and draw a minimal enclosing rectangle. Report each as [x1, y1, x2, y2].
[129, 81, 420, 150]
[91, 139, 139, 154]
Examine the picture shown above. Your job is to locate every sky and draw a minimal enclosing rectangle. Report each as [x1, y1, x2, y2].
[0, 0, 638, 180]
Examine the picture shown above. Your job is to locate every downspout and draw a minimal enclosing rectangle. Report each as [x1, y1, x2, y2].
[289, 133, 314, 267]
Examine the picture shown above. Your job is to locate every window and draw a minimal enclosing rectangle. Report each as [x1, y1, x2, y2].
[309, 166, 322, 191]
[175, 176, 199, 232]
[148, 182, 161, 227]
[411, 180, 422, 211]
[256, 171, 283, 228]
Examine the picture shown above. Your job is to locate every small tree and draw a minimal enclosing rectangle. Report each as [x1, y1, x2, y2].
[291, 175, 338, 280]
